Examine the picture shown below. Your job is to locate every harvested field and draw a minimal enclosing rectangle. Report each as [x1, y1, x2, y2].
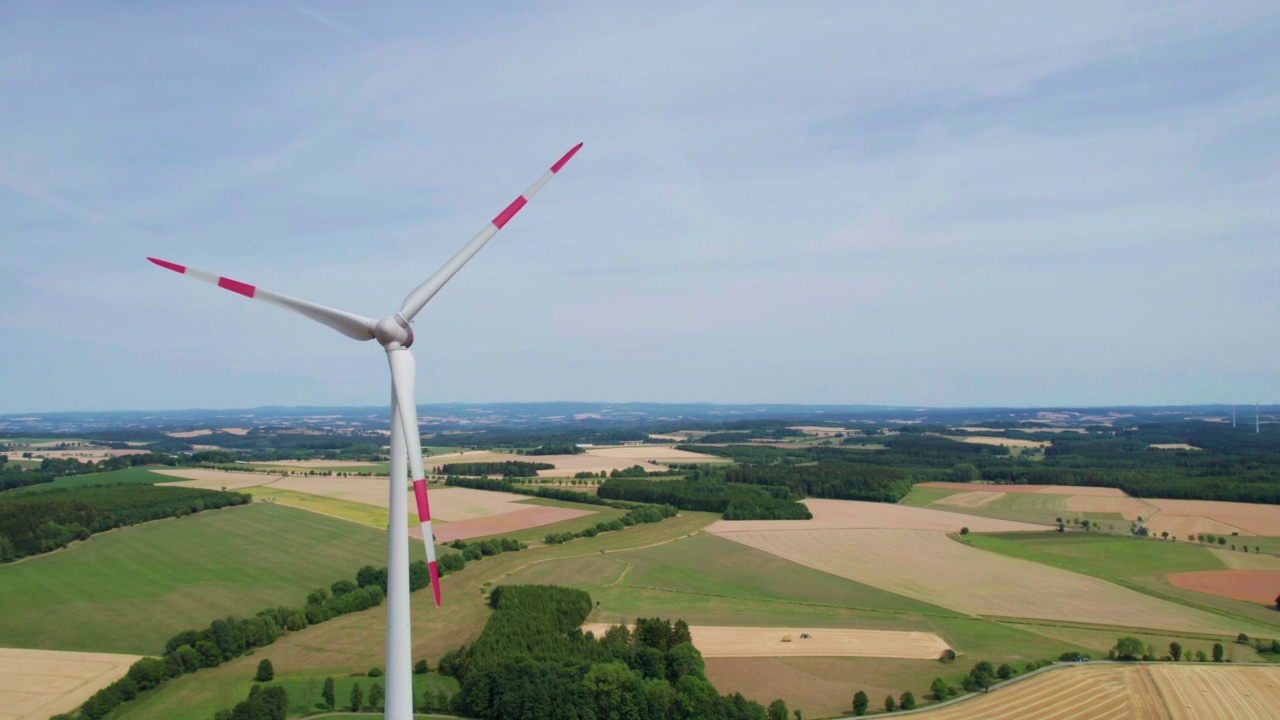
[165, 429, 212, 438]
[951, 435, 1050, 449]
[1147, 515, 1253, 541]
[708, 526, 1242, 632]
[1146, 499, 1280, 536]
[934, 491, 1004, 508]
[0, 648, 140, 720]
[707, 498, 1046, 534]
[154, 469, 543, 523]
[704, 657, 926, 720]
[1064, 495, 1155, 518]
[419, 506, 595, 542]
[152, 468, 282, 489]
[1164, 569, 1280, 605]
[1149, 443, 1200, 450]
[901, 664, 1280, 720]
[252, 459, 384, 468]
[918, 483, 1126, 496]
[1146, 664, 1280, 720]
[585, 445, 727, 462]
[581, 625, 949, 659]
[1217, 549, 1280, 571]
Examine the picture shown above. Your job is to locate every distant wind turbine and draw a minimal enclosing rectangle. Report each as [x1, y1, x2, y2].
[147, 143, 582, 720]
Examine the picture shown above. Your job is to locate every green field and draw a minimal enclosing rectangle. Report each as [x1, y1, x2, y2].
[16, 465, 178, 492]
[899, 485, 963, 507]
[0, 503, 390, 654]
[254, 489, 417, 529]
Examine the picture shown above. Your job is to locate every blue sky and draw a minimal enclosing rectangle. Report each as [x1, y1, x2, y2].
[1, 1, 1276, 413]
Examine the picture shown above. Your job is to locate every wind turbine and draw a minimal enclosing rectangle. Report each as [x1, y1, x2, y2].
[147, 143, 581, 720]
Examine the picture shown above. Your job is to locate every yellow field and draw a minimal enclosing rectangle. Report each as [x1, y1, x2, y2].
[0, 648, 140, 720]
[581, 625, 950, 659]
[905, 664, 1280, 720]
[952, 435, 1051, 449]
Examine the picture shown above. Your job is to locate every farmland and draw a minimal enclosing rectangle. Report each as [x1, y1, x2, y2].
[0, 648, 140, 720]
[0, 504, 388, 654]
[900, 663, 1280, 720]
[7, 417, 1280, 720]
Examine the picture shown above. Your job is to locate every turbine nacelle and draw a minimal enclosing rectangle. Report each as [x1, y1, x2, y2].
[375, 314, 414, 349]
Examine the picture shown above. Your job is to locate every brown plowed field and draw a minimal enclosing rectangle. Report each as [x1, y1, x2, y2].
[418, 506, 596, 542]
[1146, 499, 1280, 536]
[1164, 570, 1280, 605]
[0, 648, 140, 720]
[1146, 515, 1252, 541]
[706, 498, 1045, 534]
[708, 526, 1241, 632]
[902, 664, 1280, 720]
[580, 625, 949, 659]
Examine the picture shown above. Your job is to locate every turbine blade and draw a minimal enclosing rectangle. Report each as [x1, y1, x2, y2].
[399, 143, 582, 323]
[388, 348, 441, 607]
[147, 257, 376, 341]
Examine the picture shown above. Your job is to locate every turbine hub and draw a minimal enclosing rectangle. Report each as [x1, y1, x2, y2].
[374, 315, 413, 348]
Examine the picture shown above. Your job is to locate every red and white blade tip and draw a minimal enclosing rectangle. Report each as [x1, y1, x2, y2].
[551, 143, 583, 173]
[146, 257, 257, 299]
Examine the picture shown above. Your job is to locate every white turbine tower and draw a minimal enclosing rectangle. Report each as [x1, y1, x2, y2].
[147, 144, 582, 720]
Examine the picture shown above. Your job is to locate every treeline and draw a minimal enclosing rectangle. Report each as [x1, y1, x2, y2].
[71, 560, 408, 720]
[723, 463, 912, 503]
[437, 461, 554, 477]
[0, 452, 177, 492]
[544, 505, 677, 545]
[522, 444, 584, 456]
[0, 485, 250, 562]
[597, 478, 812, 520]
[440, 585, 777, 720]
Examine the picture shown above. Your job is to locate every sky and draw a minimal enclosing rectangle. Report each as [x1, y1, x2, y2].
[0, 1, 1277, 413]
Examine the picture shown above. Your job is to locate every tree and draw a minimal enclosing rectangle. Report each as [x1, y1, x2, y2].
[322, 677, 335, 709]
[1238, 633, 1250, 644]
[767, 699, 789, 720]
[939, 648, 957, 663]
[959, 527, 970, 536]
[1212, 642, 1224, 662]
[254, 659, 274, 682]
[852, 690, 869, 715]
[997, 663, 1014, 680]
[1112, 637, 1145, 661]
[368, 682, 384, 711]
[414, 659, 429, 674]
[349, 682, 363, 711]
[884, 694, 896, 712]
[899, 691, 916, 710]
[1195, 650, 1208, 662]
[1169, 642, 1182, 662]
[930, 677, 950, 700]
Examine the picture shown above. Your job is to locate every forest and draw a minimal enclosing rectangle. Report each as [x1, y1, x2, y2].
[436, 461, 555, 477]
[441, 585, 777, 720]
[597, 478, 812, 520]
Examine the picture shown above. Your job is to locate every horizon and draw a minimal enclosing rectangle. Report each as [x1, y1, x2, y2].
[2, 2, 1277, 413]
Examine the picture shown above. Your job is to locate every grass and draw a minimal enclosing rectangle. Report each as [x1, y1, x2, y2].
[16, 465, 176, 492]
[0, 503, 390, 654]
[275, 672, 459, 716]
[899, 486, 962, 507]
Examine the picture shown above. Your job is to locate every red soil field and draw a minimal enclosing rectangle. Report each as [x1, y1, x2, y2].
[411, 505, 594, 542]
[1164, 570, 1280, 605]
